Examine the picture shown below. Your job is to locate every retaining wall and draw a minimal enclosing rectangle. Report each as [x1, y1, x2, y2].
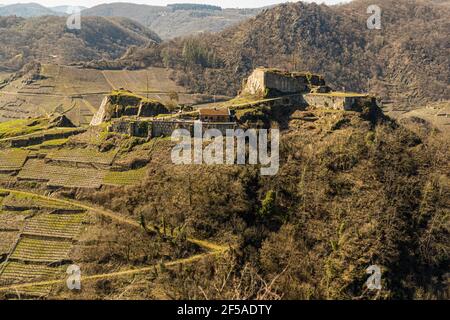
[303, 94, 374, 111]
[110, 120, 238, 138]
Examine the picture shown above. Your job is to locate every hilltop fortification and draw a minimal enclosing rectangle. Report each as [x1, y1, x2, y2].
[241, 67, 377, 112]
[91, 68, 380, 139]
[242, 68, 326, 96]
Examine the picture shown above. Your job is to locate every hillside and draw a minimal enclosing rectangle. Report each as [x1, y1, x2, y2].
[0, 15, 160, 72]
[0, 94, 447, 299]
[50, 6, 87, 14]
[0, 0, 447, 303]
[0, 3, 65, 17]
[112, 0, 449, 107]
[82, 3, 262, 39]
[0, 63, 225, 125]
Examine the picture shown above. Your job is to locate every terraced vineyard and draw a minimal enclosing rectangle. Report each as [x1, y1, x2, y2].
[10, 237, 73, 263]
[0, 262, 61, 283]
[18, 159, 107, 189]
[102, 68, 185, 93]
[0, 191, 87, 298]
[0, 231, 19, 256]
[0, 150, 29, 171]
[0, 262, 61, 297]
[2, 192, 82, 212]
[23, 213, 84, 239]
[14, 148, 146, 188]
[103, 167, 147, 186]
[0, 119, 150, 189]
[47, 148, 118, 166]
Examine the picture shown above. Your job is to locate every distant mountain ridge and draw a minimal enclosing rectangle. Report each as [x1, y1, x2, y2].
[0, 15, 161, 72]
[1, 0, 448, 108]
[0, 2, 263, 39]
[50, 5, 88, 14]
[82, 3, 263, 39]
[0, 2, 86, 16]
[111, 0, 449, 107]
[0, 2, 66, 17]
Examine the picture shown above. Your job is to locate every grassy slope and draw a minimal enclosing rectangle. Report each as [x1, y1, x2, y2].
[0, 119, 48, 139]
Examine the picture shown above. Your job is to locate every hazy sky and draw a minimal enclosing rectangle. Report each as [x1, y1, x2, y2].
[0, 0, 346, 9]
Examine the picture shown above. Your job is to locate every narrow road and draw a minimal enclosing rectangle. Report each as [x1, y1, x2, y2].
[0, 251, 222, 293]
[0, 188, 229, 253]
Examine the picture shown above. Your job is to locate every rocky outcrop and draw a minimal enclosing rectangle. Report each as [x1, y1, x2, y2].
[90, 96, 108, 126]
[90, 90, 170, 126]
[48, 114, 75, 128]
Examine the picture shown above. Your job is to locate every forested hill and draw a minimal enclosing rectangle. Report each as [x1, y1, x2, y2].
[0, 15, 161, 72]
[111, 0, 449, 107]
[82, 3, 262, 39]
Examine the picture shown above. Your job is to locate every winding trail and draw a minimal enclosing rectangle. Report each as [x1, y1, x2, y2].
[0, 252, 221, 293]
[0, 188, 228, 252]
[0, 188, 230, 293]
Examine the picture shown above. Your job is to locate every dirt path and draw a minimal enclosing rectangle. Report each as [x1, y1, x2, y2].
[0, 188, 228, 252]
[0, 251, 221, 293]
[101, 71, 117, 91]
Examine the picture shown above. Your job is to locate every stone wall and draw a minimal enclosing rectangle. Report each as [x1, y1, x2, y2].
[243, 68, 312, 96]
[151, 121, 237, 137]
[110, 120, 133, 136]
[303, 94, 373, 111]
[110, 119, 238, 138]
[151, 121, 193, 137]
[264, 71, 308, 94]
[201, 122, 238, 135]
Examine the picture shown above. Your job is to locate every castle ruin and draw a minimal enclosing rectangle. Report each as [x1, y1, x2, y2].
[242, 67, 375, 111]
[242, 67, 325, 96]
[91, 68, 378, 139]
